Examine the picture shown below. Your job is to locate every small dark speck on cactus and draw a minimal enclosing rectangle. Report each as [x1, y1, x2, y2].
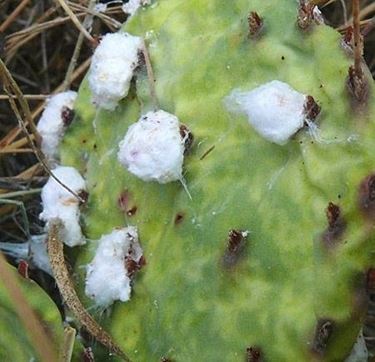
[179, 124, 194, 154]
[174, 212, 185, 225]
[199, 145, 215, 160]
[125, 255, 146, 279]
[247, 12, 263, 38]
[358, 174, 375, 218]
[363, 269, 375, 354]
[118, 189, 137, 216]
[136, 49, 146, 70]
[78, 190, 89, 206]
[347, 65, 370, 108]
[160, 357, 173, 362]
[61, 106, 75, 127]
[297, 1, 313, 30]
[322, 202, 346, 248]
[127, 206, 137, 217]
[326, 203, 341, 229]
[118, 190, 130, 210]
[222, 229, 248, 268]
[343, 26, 354, 48]
[297, 1, 324, 30]
[312, 319, 334, 356]
[246, 346, 262, 362]
[303, 95, 321, 122]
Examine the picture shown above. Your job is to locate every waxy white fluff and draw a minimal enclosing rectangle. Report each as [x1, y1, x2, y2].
[39, 166, 86, 247]
[88, 32, 142, 110]
[85, 227, 143, 307]
[118, 110, 185, 183]
[29, 234, 53, 275]
[122, 0, 150, 16]
[345, 329, 368, 362]
[225, 80, 308, 145]
[0, 234, 52, 276]
[37, 91, 77, 163]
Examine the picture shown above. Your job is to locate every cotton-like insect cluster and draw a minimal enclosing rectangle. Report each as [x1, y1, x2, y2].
[0, 234, 52, 276]
[88, 32, 142, 110]
[37, 91, 77, 163]
[118, 110, 186, 183]
[39, 166, 86, 247]
[122, 0, 151, 16]
[225, 80, 313, 145]
[85, 227, 143, 307]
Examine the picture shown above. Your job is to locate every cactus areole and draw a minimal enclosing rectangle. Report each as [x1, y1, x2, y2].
[58, 0, 375, 360]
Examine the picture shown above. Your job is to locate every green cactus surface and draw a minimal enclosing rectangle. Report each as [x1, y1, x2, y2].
[60, 0, 375, 360]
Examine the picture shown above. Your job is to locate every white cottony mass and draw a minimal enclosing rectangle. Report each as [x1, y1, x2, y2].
[117, 110, 185, 183]
[39, 166, 86, 247]
[85, 227, 143, 307]
[88, 32, 142, 110]
[37, 91, 77, 163]
[0, 234, 52, 276]
[225, 80, 309, 145]
[122, 0, 151, 16]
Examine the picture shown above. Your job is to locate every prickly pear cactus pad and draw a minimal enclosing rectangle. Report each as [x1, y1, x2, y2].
[60, 0, 375, 360]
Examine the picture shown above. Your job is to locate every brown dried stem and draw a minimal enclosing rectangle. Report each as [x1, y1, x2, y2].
[353, 0, 363, 75]
[54, 0, 94, 43]
[62, 0, 96, 91]
[67, 2, 122, 29]
[0, 94, 50, 100]
[47, 220, 129, 361]
[142, 41, 160, 110]
[0, 0, 31, 33]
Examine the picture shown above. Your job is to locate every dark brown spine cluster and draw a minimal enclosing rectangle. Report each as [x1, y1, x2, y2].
[304, 95, 321, 122]
[358, 174, 375, 218]
[174, 212, 185, 225]
[363, 269, 375, 355]
[125, 255, 146, 278]
[311, 319, 334, 356]
[342, 26, 354, 48]
[78, 190, 89, 206]
[160, 357, 173, 362]
[118, 190, 138, 217]
[222, 229, 248, 268]
[297, 1, 314, 30]
[246, 346, 262, 362]
[179, 124, 194, 154]
[248, 12, 263, 38]
[346, 0, 369, 110]
[322, 202, 346, 248]
[61, 106, 75, 127]
[347, 65, 369, 107]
